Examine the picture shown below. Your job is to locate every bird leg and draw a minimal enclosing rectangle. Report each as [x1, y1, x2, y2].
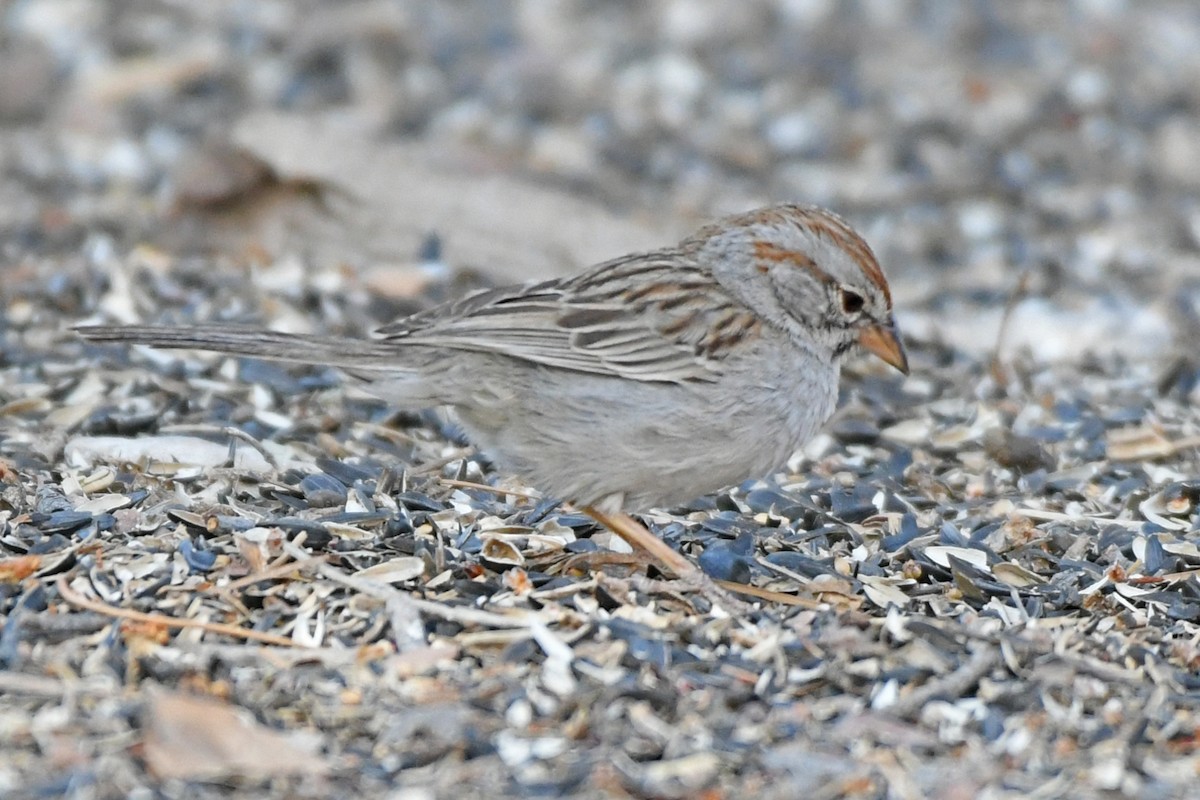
[583, 507, 750, 613]
[583, 508, 696, 577]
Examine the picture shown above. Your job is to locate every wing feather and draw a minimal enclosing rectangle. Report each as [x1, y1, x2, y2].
[372, 252, 760, 384]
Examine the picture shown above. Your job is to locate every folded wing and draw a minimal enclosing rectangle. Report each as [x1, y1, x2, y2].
[375, 252, 760, 384]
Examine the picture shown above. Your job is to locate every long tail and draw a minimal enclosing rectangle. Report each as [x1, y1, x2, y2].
[75, 325, 403, 367]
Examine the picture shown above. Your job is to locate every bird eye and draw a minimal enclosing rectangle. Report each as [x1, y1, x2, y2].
[839, 288, 865, 315]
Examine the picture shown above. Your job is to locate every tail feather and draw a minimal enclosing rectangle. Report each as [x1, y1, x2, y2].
[74, 325, 401, 367]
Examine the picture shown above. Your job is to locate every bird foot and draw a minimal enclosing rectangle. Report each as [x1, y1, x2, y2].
[582, 507, 753, 615]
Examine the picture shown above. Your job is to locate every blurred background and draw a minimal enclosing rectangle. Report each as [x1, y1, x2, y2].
[6, 6, 1200, 796]
[2, 0, 1199, 365]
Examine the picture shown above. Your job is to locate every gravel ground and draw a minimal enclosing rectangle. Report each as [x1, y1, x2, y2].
[3, 2, 1200, 798]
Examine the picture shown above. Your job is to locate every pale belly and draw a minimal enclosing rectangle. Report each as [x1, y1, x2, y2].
[454, 350, 839, 511]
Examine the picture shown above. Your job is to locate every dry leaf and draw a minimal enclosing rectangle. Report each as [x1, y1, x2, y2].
[221, 112, 678, 284]
[1106, 425, 1200, 461]
[143, 688, 328, 781]
[0, 556, 40, 582]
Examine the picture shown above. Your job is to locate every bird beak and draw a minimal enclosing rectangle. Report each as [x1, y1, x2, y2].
[859, 320, 909, 375]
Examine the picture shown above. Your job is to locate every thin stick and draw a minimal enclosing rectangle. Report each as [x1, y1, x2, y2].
[715, 580, 822, 607]
[438, 477, 541, 500]
[221, 426, 279, 468]
[989, 270, 1031, 384]
[56, 576, 300, 648]
[1015, 507, 1141, 529]
[201, 554, 329, 594]
[888, 648, 999, 719]
[1128, 566, 1200, 585]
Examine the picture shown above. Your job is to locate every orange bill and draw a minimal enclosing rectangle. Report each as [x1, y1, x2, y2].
[859, 322, 909, 374]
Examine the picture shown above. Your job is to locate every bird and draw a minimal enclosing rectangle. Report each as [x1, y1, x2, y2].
[77, 204, 907, 596]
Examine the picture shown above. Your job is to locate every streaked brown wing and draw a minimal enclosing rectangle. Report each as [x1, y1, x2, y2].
[373, 252, 760, 384]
